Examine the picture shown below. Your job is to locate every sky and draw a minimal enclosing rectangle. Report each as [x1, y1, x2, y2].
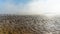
[0, 0, 60, 16]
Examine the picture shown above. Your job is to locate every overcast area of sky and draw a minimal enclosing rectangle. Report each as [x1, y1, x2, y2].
[0, 0, 60, 16]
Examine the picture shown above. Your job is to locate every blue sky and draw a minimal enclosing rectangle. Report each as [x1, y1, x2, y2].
[0, 0, 31, 14]
[0, 0, 31, 5]
[0, 0, 60, 16]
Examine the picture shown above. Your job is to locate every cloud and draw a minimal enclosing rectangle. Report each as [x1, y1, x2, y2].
[27, 0, 47, 15]
[0, 0, 60, 16]
[46, 0, 60, 16]
[0, 0, 28, 14]
[27, 0, 60, 16]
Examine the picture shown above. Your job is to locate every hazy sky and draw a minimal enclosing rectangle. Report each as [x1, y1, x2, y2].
[0, 0, 60, 16]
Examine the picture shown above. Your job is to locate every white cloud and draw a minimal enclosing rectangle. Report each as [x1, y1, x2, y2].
[27, 0, 47, 15]
[27, 0, 60, 16]
[0, 0, 60, 16]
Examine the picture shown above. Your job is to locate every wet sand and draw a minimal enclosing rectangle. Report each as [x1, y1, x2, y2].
[0, 15, 60, 34]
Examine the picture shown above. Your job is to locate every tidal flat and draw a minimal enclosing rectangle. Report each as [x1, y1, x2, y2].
[0, 14, 60, 34]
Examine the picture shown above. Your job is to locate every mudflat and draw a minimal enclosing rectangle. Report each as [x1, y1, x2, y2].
[0, 15, 60, 34]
